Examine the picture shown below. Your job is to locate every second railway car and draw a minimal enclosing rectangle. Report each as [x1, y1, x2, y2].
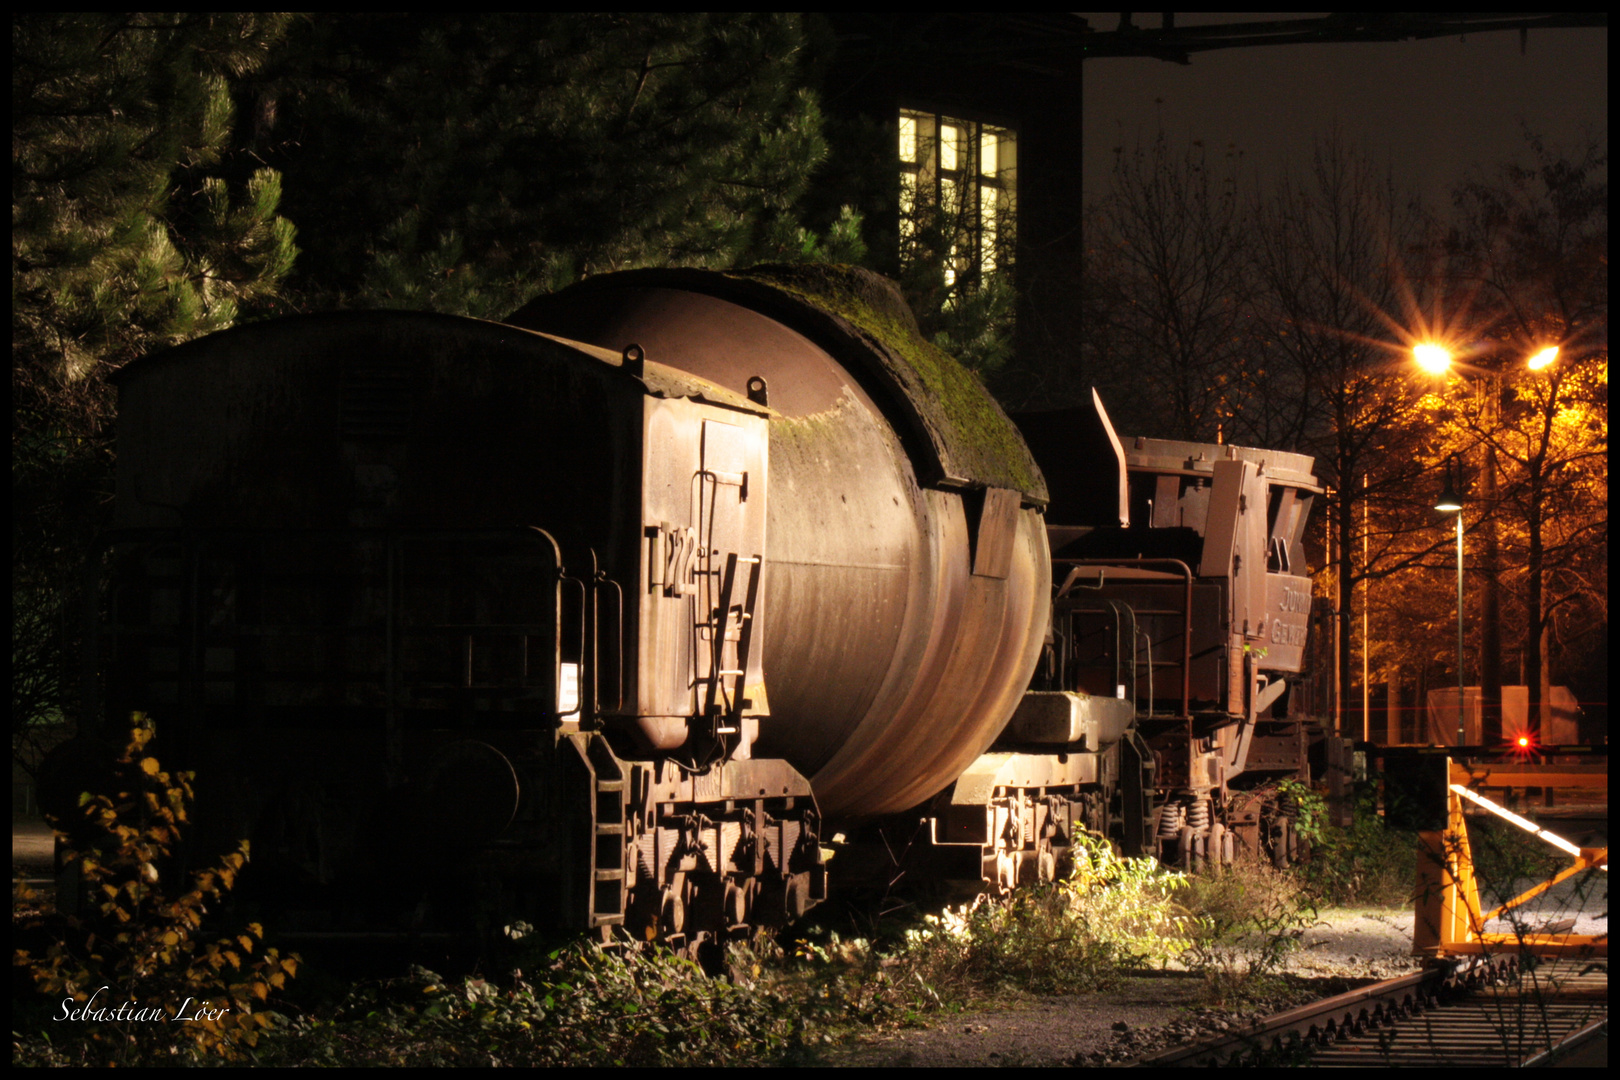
[83, 265, 1327, 949]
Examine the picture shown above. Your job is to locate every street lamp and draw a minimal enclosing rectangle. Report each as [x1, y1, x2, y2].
[1435, 455, 1466, 746]
[1414, 343, 1453, 374]
[1415, 340, 1564, 746]
[1527, 345, 1559, 371]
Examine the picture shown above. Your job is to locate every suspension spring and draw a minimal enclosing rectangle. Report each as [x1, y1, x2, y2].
[1157, 800, 1184, 839]
[1185, 796, 1211, 832]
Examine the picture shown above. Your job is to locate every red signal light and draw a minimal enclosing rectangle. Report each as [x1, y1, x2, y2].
[1517, 735, 1531, 749]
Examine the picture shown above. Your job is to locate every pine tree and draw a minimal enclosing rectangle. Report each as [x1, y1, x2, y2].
[13, 13, 297, 391]
[12, 14, 297, 764]
[244, 13, 833, 318]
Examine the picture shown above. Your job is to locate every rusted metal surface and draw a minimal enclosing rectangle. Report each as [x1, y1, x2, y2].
[558, 732, 823, 940]
[991, 403, 1327, 874]
[1002, 691, 1132, 747]
[508, 266, 1048, 501]
[1010, 390, 1129, 528]
[1053, 558, 1196, 717]
[97, 264, 1347, 938]
[506, 271, 1051, 819]
[929, 744, 1122, 890]
[100, 268, 1059, 940]
[104, 308, 812, 940]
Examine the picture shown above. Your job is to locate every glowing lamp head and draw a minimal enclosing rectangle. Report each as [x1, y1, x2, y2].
[1528, 346, 1559, 371]
[1435, 466, 1464, 513]
[1414, 343, 1453, 374]
[1517, 735, 1531, 749]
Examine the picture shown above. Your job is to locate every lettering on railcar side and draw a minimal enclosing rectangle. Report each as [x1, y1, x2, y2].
[1277, 583, 1311, 613]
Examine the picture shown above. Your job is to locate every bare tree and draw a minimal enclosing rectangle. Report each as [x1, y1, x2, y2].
[1087, 132, 1254, 441]
[1247, 134, 1440, 735]
[1443, 136, 1608, 734]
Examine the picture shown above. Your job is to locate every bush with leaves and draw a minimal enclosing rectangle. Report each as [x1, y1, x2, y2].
[1178, 858, 1319, 1002]
[12, 714, 298, 1064]
[246, 836, 1195, 1065]
[1275, 778, 1328, 846]
[253, 939, 804, 1067]
[1294, 781, 1420, 908]
[892, 833, 1192, 1000]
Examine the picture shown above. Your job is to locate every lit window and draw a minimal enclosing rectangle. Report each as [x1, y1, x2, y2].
[898, 114, 917, 165]
[898, 108, 1017, 295]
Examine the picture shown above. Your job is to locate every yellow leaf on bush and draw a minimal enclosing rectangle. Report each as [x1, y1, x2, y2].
[140, 757, 160, 776]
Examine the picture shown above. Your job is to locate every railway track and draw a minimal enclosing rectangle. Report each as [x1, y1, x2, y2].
[1137, 957, 1607, 1067]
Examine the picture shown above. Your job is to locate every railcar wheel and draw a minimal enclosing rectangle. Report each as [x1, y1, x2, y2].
[994, 849, 1018, 893]
[661, 877, 686, 936]
[1271, 818, 1292, 869]
[724, 880, 749, 929]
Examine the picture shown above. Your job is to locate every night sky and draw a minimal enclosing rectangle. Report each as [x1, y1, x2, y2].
[1076, 14, 1609, 212]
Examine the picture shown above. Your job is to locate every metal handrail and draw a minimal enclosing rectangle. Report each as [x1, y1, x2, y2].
[1053, 557, 1195, 719]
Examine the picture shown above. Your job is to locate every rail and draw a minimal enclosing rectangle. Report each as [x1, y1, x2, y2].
[1137, 957, 1606, 1067]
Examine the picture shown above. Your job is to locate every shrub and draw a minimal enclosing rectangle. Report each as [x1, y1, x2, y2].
[1296, 783, 1419, 908]
[12, 714, 298, 1064]
[1179, 856, 1318, 1001]
[891, 833, 1192, 1000]
[253, 938, 805, 1067]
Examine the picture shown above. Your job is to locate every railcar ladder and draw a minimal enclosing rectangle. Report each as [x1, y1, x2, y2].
[703, 552, 762, 733]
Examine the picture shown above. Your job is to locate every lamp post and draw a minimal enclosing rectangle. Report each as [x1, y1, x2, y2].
[1524, 347, 1558, 737]
[1414, 342, 1530, 746]
[1435, 456, 1466, 746]
[1414, 341, 1561, 746]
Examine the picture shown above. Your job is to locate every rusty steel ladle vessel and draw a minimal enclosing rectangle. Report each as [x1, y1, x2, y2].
[507, 266, 1051, 821]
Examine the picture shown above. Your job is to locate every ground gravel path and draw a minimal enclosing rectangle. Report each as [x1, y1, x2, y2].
[815, 911, 1426, 1066]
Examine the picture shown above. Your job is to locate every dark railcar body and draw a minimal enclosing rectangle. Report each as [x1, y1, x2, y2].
[92, 268, 1062, 944]
[81, 266, 1326, 944]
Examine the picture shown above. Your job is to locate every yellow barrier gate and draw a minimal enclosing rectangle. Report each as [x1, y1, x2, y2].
[1413, 759, 1607, 960]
